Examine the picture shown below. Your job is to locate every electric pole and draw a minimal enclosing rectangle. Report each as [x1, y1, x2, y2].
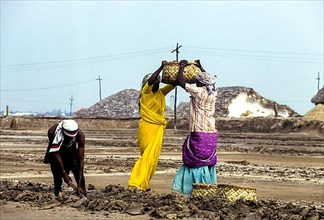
[97, 75, 102, 101]
[171, 43, 182, 133]
[316, 72, 320, 91]
[170, 95, 174, 110]
[69, 95, 74, 117]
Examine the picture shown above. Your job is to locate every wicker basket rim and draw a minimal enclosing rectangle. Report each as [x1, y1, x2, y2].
[192, 183, 256, 191]
[165, 61, 197, 65]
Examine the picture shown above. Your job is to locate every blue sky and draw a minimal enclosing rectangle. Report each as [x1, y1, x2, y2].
[1, 1, 323, 115]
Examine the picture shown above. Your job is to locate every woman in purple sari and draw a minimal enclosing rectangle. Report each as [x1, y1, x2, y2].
[172, 60, 218, 194]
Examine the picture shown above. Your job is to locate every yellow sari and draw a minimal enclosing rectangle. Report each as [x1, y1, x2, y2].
[128, 83, 173, 190]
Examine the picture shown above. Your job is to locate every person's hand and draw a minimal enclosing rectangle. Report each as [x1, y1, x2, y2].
[179, 60, 188, 68]
[63, 171, 73, 185]
[194, 59, 205, 72]
[63, 171, 77, 191]
[62, 172, 79, 194]
[77, 186, 85, 197]
[194, 59, 202, 67]
[162, 60, 168, 67]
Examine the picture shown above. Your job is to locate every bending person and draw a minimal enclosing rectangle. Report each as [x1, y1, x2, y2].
[43, 119, 86, 197]
[128, 61, 175, 190]
[172, 60, 218, 194]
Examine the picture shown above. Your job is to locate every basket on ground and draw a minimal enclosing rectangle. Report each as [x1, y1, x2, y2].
[192, 183, 257, 202]
[162, 61, 201, 84]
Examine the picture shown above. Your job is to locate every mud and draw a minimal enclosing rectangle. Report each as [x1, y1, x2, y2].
[0, 118, 324, 219]
[1, 180, 323, 219]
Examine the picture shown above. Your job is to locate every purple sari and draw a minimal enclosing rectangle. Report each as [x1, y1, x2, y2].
[182, 132, 218, 168]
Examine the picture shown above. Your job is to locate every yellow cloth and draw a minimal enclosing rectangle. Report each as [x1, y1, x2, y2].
[128, 82, 173, 190]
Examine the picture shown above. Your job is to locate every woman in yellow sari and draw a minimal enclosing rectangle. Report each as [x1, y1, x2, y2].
[128, 61, 175, 190]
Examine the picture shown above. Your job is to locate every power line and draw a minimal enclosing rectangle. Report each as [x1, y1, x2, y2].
[1, 47, 172, 68]
[1, 47, 173, 72]
[2, 46, 322, 72]
[1, 79, 94, 92]
[186, 46, 324, 56]
[186, 49, 323, 61]
[0, 96, 69, 105]
[183, 49, 323, 64]
[1, 50, 167, 72]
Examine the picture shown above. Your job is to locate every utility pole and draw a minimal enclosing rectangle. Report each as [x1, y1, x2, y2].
[96, 75, 102, 101]
[5, 105, 9, 117]
[316, 72, 320, 91]
[170, 95, 174, 110]
[69, 95, 74, 117]
[171, 43, 182, 133]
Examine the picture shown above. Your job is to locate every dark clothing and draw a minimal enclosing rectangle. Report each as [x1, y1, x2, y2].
[43, 136, 76, 164]
[43, 124, 86, 196]
[49, 149, 86, 196]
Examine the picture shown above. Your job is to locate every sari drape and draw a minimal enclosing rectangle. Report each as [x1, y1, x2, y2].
[172, 165, 217, 194]
[128, 90, 166, 190]
[182, 132, 218, 168]
[172, 132, 218, 194]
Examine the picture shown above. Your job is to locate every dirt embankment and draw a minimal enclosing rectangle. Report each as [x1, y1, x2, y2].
[2, 116, 324, 134]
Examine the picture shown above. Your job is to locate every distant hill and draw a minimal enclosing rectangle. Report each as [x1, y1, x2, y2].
[76, 86, 299, 119]
[178, 86, 299, 118]
[77, 89, 172, 119]
[311, 87, 324, 105]
[78, 89, 141, 119]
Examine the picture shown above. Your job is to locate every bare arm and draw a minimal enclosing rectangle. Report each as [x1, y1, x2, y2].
[47, 124, 58, 146]
[48, 125, 66, 175]
[53, 152, 67, 175]
[160, 84, 175, 96]
[76, 130, 85, 195]
[147, 61, 167, 86]
[43, 125, 56, 163]
[53, 151, 77, 192]
[195, 59, 206, 72]
[177, 60, 188, 89]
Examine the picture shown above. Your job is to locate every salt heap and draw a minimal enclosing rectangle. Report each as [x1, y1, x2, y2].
[77, 86, 298, 119]
[303, 104, 324, 121]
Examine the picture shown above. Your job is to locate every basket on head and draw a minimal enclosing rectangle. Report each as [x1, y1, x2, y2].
[162, 61, 201, 84]
[191, 183, 257, 202]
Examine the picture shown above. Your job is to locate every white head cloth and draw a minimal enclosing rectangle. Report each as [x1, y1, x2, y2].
[49, 120, 79, 153]
[196, 72, 216, 95]
[141, 73, 161, 88]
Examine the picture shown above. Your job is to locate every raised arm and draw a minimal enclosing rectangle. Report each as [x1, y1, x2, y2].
[147, 61, 167, 86]
[177, 60, 188, 89]
[195, 59, 206, 72]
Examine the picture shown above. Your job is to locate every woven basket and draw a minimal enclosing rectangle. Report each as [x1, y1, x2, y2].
[191, 183, 257, 202]
[162, 61, 201, 84]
